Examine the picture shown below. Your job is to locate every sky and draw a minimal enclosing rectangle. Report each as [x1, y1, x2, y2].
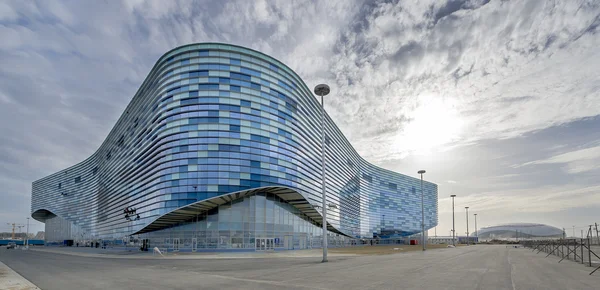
[1, 0, 600, 237]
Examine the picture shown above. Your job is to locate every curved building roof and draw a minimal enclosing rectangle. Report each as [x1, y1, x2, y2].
[477, 223, 563, 238]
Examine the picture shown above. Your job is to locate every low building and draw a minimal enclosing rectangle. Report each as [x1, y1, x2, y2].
[457, 236, 479, 244]
[0, 232, 28, 240]
[428, 236, 477, 244]
[428, 236, 457, 244]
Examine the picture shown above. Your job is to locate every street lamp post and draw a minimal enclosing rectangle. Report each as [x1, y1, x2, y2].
[418, 170, 426, 251]
[465, 207, 470, 245]
[314, 84, 330, 263]
[474, 213, 478, 244]
[26, 217, 29, 248]
[450, 194, 456, 246]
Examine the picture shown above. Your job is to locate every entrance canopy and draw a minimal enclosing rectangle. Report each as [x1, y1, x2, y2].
[133, 186, 346, 236]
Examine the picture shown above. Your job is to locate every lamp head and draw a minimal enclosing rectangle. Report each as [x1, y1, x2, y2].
[417, 170, 426, 174]
[314, 84, 330, 96]
[450, 194, 456, 197]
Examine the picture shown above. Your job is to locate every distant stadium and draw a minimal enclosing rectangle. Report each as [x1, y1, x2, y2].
[477, 223, 563, 239]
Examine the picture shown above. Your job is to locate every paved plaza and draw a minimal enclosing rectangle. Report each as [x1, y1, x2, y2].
[0, 245, 598, 290]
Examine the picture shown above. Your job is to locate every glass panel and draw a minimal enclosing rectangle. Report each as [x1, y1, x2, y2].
[142, 192, 357, 250]
[230, 207, 243, 222]
[255, 194, 265, 208]
[207, 222, 218, 230]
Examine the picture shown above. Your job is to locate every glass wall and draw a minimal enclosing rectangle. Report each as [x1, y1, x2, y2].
[142, 191, 352, 251]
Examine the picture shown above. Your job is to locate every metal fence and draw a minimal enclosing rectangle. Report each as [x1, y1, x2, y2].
[522, 235, 600, 275]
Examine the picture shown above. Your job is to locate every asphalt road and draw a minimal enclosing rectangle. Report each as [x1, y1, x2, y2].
[0, 245, 597, 290]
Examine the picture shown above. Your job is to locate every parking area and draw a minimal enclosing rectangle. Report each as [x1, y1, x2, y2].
[0, 245, 597, 290]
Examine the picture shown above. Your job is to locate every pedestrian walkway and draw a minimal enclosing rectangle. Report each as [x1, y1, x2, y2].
[0, 261, 40, 290]
[4, 245, 598, 290]
[29, 246, 357, 259]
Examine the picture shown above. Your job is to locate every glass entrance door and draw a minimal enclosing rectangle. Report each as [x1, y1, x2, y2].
[173, 238, 180, 251]
[284, 235, 293, 250]
[256, 238, 265, 251]
[299, 236, 306, 249]
[256, 238, 274, 251]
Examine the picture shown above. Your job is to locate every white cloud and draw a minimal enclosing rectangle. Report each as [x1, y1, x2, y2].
[0, 2, 18, 21]
[518, 145, 600, 174]
[439, 184, 600, 214]
[328, 0, 600, 162]
[0, 90, 13, 104]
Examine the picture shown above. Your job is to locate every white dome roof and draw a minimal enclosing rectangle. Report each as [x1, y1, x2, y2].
[478, 223, 562, 238]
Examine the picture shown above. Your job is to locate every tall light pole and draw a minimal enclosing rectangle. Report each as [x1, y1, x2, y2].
[26, 217, 30, 248]
[314, 84, 330, 263]
[474, 213, 478, 244]
[465, 207, 470, 246]
[418, 170, 426, 251]
[450, 194, 456, 246]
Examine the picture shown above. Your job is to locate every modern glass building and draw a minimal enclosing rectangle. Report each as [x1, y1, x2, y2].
[31, 43, 438, 251]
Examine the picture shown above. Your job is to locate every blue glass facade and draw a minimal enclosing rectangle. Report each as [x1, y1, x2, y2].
[31, 43, 438, 250]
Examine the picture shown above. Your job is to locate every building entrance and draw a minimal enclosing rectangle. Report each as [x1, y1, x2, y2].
[284, 235, 293, 250]
[173, 238, 180, 251]
[256, 238, 274, 251]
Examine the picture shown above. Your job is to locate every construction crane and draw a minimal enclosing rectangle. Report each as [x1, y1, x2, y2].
[6, 223, 25, 240]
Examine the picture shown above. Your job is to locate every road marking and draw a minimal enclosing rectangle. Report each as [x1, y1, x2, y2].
[507, 250, 517, 290]
[200, 273, 330, 290]
[0, 261, 41, 290]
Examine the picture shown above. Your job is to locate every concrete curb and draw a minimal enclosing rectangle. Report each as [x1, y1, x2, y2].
[0, 261, 40, 290]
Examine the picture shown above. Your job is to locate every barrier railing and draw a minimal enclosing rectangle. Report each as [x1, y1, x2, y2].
[521, 237, 600, 275]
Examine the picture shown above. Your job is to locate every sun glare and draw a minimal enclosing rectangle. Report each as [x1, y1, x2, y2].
[396, 96, 464, 156]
